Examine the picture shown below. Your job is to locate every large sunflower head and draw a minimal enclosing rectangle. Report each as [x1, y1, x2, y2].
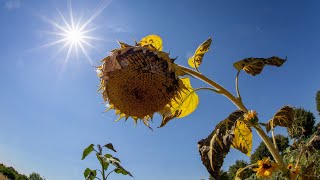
[253, 157, 279, 178]
[98, 35, 198, 128]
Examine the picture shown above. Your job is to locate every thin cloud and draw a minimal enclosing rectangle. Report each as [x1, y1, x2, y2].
[4, 0, 21, 10]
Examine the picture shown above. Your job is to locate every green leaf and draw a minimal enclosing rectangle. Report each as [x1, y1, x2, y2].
[82, 144, 94, 160]
[198, 111, 244, 178]
[266, 106, 294, 132]
[96, 154, 109, 170]
[114, 165, 134, 177]
[188, 37, 212, 68]
[159, 77, 199, 127]
[233, 56, 286, 76]
[83, 168, 96, 180]
[104, 143, 117, 152]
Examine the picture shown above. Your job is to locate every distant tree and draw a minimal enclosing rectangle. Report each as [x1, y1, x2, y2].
[29, 172, 45, 180]
[227, 160, 253, 179]
[316, 91, 320, 115]
[251, 135, 289, 163]
[288, 108, 315, 139]
[0, 164, 28, 180]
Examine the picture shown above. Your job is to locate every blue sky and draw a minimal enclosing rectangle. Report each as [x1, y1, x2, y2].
[0, 0, 319, 179]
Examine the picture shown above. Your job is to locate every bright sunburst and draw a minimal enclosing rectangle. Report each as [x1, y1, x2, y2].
[41, 0, 110, 65]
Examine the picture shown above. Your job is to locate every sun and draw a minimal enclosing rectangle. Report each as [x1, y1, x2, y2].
[40, 0, 111, 65]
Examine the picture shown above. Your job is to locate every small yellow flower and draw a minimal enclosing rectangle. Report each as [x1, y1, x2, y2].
[287, 164, 301, 180]
[243, 110, 258, 123]
[253, 158, 279, 178]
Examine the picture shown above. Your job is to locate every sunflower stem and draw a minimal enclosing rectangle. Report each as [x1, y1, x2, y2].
[179, 65, 248, 111]
[235, 70, 242, 101]
[178, 65, 288, 176]
[236, 163, 257, 178]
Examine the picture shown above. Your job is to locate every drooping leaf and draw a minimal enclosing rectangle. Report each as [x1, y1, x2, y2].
[104, 143, 117, 152]
[159, 77, 199, 127]
[266, 106, 294, 132]
[188, 37, 212, 68]
[233, 56, 286, 76]
[231, 120, 252, 156]
[114, 165, 134, 177]
[198, 111, 244, 178]
[82, 144, 94, 160]
[138, 34, 163, 51]
[83, 168, 97, 180]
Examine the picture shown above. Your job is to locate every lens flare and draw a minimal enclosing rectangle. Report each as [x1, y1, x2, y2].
[40, 0, 111, 65]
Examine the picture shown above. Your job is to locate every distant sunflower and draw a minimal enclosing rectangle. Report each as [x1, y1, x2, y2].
[287, 164, 300, 180]
[98, 35, 198, 128]
[253, 158, 279, 178]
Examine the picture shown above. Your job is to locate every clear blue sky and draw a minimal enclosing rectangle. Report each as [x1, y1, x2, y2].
[0, 0, 319, 179]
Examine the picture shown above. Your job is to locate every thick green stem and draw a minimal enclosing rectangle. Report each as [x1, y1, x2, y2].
[179, 65, 288, 176]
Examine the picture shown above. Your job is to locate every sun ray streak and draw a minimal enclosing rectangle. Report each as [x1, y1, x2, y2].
[39, 38, 69, 48]
[57, 8, 72, 31]
[80, 0, 112, 31]
[79, 42, 93, 64]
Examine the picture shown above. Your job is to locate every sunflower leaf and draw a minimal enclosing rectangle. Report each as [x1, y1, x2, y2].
[159, 77, 199, 127]
[83, 168, 96, 180]
[188, 37, 212, 68]
[198, 111, 244, 178]
[266, 106, 294, 132]
[231, 120, 252, 156]
[82, 144, 94, 160]
[233, 56, 286, 76]
[138, 34, 163, 51]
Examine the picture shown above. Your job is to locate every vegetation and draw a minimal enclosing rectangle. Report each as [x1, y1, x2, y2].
[97, 34, 320, 179]
[250, 135, 289, 164]
[0, 164, 44, 180]
[81, 143, 133, 180]
[288, 108, 315, 139]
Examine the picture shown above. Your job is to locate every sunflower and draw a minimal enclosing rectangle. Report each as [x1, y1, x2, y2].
[287, 164, 300, 180]
[98, 35, 199, 128]
[253, 158, 279, 178]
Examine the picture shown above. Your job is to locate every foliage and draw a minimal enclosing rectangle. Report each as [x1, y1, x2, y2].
[233, 56, 286, 76]
[283, 134, 320, 179]
[198, 111, 253, 179]
[288, 108, 315, 139]
[250, 135, 289, 164]
[82, 143, 133, 180]
[0, 164, 28, 180]
[228, 160, 253, 179]
[316, 91, 320, 115]
[266, 106, 294, 133]
[29, 173, 45, 180]
[188, 37, 212, 68]
[209, 170, 228, 180]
